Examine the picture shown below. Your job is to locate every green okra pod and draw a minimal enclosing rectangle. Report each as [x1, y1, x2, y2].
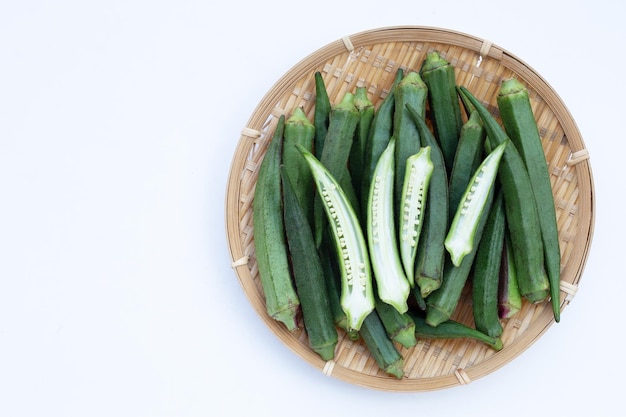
[252, 116, 300, 330]
[407, 103, 448, 298]
[459, 86, 549, 304]
[313, 71, 331, 158]
[359, 310, 405, 379]
[472, 188, 506, 338]
[448, 110, 486, 222]
[313, 91, 360, 247]
[497, 78, 561, 321]
[498, 233, 522, 319]
[282, 168, 338, 360]
[420, 51, 464, 174]
[393, 71, 428, 217]
[283, 107, 315, 226]
[425, 186, 495, 327]
[361, 68, 404, 215]
[350, 86, 375, 203]
[375, 294, 417, 349]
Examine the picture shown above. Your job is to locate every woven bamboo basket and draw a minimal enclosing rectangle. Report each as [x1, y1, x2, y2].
[225, 26, 595, 391]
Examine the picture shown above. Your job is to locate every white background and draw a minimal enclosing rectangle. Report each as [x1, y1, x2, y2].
[0, 1, 620, 416]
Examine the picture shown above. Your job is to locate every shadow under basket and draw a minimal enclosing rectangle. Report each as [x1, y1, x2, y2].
[225, 26, 595, 392]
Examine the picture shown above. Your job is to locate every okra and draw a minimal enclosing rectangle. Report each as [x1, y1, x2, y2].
[497, 78, 561, 321]
[361, 68, 404, 214]
[366, 137, 411, 313]
[359, 310, 405, 379]
[298, 144, 374, 332]
[420, 51, 464, 174]
[459, 86, 549, 304]
[319, 229, 358, 339]
[375, 294, 417, 349]
[393, 71, 428, 216]
[425, 186, 495, 327]
[252, 116, 300, 330]
[410, 313, 504, 351]
[314, 91, 360, 247]
[313, 71, 331, 158]
[350, 86, 375, 203]
[498, 233, 522, 319]
[448, 110, 486, 222]
[283, 107, 315, 226]
[407, 104, 448, 298]
[444, 140, 507, 267]
[398, 146, 433, 286]
[472, 189, 505, 338]
[281, 168, 338, 360]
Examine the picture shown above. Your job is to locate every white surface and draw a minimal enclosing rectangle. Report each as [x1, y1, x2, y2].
[0, 1, 619, 416]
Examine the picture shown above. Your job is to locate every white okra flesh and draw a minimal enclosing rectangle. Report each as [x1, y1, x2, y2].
[444, 140, 508, 266]
[399, 146, 434, 286]
[298, 145, 375, 332]
[367, 138, 411, 314]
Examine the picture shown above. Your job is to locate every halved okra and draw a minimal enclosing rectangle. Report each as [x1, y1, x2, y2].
[366, 137, 411, 313]
[444, 139, 507, 267]
[398, 146, 434, 287]
[297, 144, 374, 332]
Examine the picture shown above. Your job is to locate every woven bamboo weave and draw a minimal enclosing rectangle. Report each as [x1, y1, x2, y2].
[225, 26, 595, 392]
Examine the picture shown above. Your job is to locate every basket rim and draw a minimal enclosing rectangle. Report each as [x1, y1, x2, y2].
[224, 25, 596, 392]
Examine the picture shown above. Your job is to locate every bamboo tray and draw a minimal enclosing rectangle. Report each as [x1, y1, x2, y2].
[225, 26, 595, 391]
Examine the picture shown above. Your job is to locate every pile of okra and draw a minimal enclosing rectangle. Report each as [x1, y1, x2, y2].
[252, 51, 561, 379]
